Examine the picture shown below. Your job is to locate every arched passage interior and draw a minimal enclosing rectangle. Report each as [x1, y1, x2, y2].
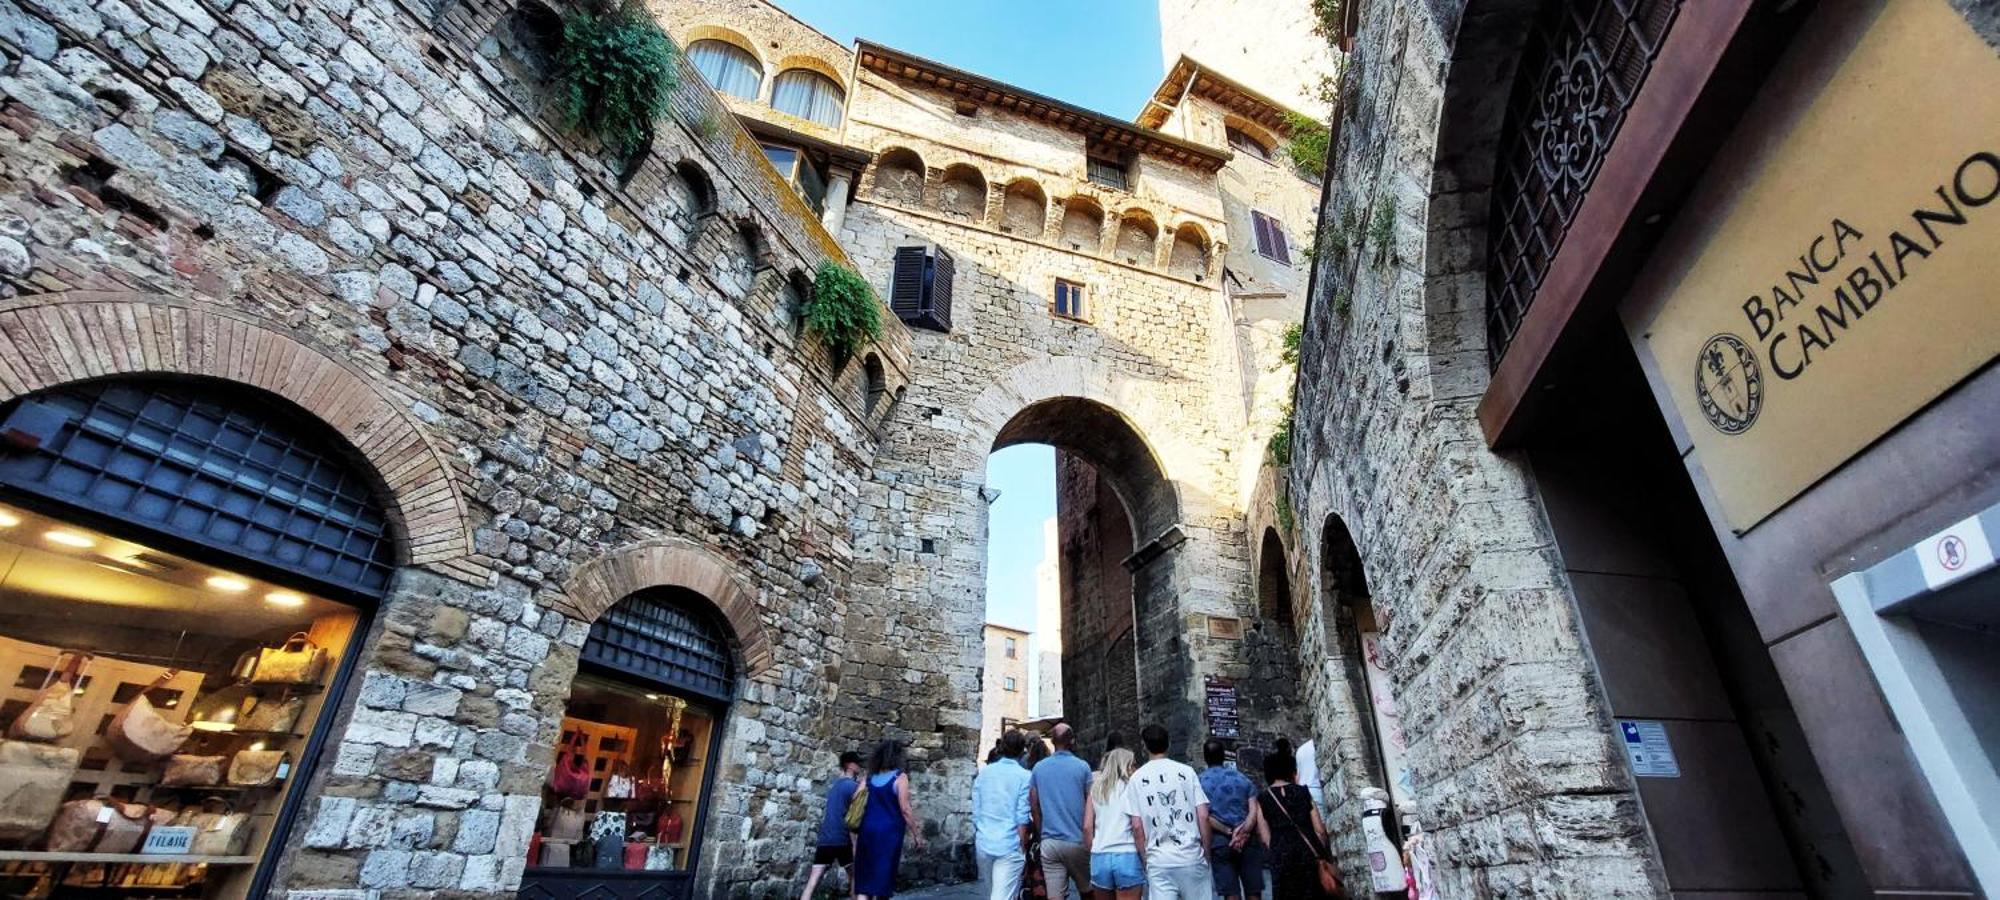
[976, 397, 1191, 759]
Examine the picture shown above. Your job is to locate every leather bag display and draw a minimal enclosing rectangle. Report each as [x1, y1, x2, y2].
[0, 740, 81, 841]
[106, 675, 195, 762]
[181, 802, 254, 856]
[238, 694, 306, 734]
[225, 749, 290, 787]
[46, 799, 174, 853]
[644, 843, 675, 870]
[660, 808, 684, 844]
[250, 633, 326, 685]
[547, 732, 591, 800]
[8, 652, 86, 742]
[547, 805, 587, 842]
[161, 754, 227, 787]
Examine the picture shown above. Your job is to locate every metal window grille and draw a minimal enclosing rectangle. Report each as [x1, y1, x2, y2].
[0, 378, 396, 597]
[1485, 0, 1681, 367]
[582, 588, 736, 702]
[1086, 157, 1129, 191]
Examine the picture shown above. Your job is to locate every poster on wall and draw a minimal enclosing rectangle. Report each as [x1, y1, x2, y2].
[1204, 675, 1239, 740]
[1360, 631, 1414, 806]
[1642, 0, 2000, 531]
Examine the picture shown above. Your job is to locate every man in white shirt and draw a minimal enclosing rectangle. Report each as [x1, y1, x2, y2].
[1296, 738, 1324, 809]
[1118, 724, 1211, 898]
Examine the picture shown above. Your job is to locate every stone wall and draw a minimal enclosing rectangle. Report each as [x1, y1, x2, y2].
[1054, 452, 1139, 758]
[0, 0, 913, 895]
[1283, 0, 1664, 896]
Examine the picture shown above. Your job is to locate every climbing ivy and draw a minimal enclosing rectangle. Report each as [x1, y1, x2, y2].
[555, 2, 679, 159]
[1281, 111, 1330, 181]
[805, 261, 883, 364]
[1281, 322, 1304, 366]
[1267, 403, 1295, 467]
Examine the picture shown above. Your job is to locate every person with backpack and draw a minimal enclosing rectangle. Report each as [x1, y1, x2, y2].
[972, 730, 1034, 900]
[801, 750, 863, 899]
[1242, 750, 1341, 899]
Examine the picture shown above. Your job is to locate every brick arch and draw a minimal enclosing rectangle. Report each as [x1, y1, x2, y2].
[558, 536, 774, 682]
[0, 292, 472, 565]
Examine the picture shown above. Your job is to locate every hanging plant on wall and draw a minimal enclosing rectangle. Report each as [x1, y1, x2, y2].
[554, 0, 679, 159]
[805, 261, 883, 365]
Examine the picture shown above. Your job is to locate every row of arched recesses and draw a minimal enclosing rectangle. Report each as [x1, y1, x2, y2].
[865, 147, 1216, 281]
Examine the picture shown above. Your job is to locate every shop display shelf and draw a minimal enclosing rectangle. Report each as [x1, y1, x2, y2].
[0, 851, 258, 865]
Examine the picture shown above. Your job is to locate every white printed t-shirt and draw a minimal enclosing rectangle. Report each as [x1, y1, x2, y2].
[1115, 757, 1210, 869]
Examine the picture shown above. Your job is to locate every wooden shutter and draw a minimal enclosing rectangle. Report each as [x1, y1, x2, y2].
[1253, 211, 1291, 265]
[927, 246, 955, 330]
[890, 245, 926, 320]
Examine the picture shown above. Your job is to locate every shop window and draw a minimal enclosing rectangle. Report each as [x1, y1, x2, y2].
[526, 588, 735, 895]
[687, 39, 762, 100]
[0, 377, 389, 900]
[1251, 209, 1291, 265]
[770, 69, 844, 128]
[1053, 278, 1087, 321]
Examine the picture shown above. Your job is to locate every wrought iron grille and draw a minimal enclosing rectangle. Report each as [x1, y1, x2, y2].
[1486, 0, 1681, 366]
[0, 378, 396, 597]
[582, 588, 735, 702]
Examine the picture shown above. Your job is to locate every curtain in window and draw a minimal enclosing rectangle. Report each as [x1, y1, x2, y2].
[771, 69, 845, 127]
[688, 40, 762, 100]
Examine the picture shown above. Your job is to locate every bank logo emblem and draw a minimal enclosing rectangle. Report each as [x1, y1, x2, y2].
[1695, 333, 1763, 435]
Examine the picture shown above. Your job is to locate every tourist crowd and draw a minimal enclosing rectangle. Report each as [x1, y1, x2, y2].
[799, 723, 1346, 900]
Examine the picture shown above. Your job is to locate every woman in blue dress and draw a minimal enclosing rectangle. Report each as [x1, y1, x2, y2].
[853, 739, 925, 898]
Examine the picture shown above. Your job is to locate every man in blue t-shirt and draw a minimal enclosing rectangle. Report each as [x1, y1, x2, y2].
[801, 750, 863, 899]
[1199, 739, 1263, 900]
[1029, 723, 1095, 896]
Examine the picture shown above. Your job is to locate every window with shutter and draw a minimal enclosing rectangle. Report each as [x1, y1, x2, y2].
[1053, 279, 1086, 321]
[888, 245, 954, 332]
[1251, 210, 1291, 266]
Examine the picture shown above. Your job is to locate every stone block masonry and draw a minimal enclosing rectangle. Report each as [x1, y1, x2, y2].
[0, 0, 911, 894]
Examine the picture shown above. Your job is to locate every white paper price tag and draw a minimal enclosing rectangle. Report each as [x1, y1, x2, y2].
[142, 826, 197, 855]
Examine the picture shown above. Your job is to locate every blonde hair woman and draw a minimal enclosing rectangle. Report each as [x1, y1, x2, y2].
[1081, 748, 1142, 899]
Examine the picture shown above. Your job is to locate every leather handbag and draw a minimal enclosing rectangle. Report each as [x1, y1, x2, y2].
[8, 652, 85, 742]
[161, 754, 227, 787]
[46, 799, 174, 853]
[252, 633, 326, 685]
[238, 695, 306, 733]
[0, 740, 81, 840]
[623, 839, 650, 869]
[660, 809, 683, 844]
[187, 807, 253, 856]
[226, 749, 291, 787]
[547, 805, 587, 841]
[644, 843, 675, 870]
[106, 675, 194, 761]
[547, 732, 591, 800]
[538, 840, 572, 867]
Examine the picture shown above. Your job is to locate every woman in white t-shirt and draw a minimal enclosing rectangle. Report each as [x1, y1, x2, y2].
[1081, 748, 1142, 899]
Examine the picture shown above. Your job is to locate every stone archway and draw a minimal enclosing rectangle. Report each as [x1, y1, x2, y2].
[0, 291, 472, 564]
[558, 536, 775, 682]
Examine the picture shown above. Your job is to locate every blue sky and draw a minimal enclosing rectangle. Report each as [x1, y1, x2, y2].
[775, 0, 1169, 119]
[777, 1, 1168, 634]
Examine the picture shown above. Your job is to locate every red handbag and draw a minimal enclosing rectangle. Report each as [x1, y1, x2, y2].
[547, 732, 591, 800]
[623, 841, 649, 869]
[660, 809, 683, 844]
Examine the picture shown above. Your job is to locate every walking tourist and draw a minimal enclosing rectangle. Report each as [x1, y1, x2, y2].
[1030, 724, 1093, 897]
[1118, 724, 1212, 898]
[1199, 738, 1263, 900]
[1296, 738, 1324, 809]
[800, 751, 864, 899]
[1244, 750, 1338, 900]
[1019, 733, 1051, 898]
[1082, 748, 1142, 899]
[972, 730, 1034, 900]
[854, 739, 925, 900]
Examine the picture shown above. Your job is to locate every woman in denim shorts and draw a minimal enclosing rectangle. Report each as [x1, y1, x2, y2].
[1081, 748, 1143, 898]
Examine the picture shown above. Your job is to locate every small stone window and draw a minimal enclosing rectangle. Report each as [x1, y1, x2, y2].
[1004, 676, 1018, 692]
[1053, 278, 1087, 321]
[1227, 126, 1273, 162]
[1251, 209, 1291, 265]
[1004, 637, 1018, 659]
[1086, 149, 1130, 192]
[771, 68, 845, 127]
[688, 39, 762, 100]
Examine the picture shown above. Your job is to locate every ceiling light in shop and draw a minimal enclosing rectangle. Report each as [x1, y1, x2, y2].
[206, 575, 251, 592]
[0, 510, 18, 527]
[266, 592, 305, 608]
[44, 530, 94, 548]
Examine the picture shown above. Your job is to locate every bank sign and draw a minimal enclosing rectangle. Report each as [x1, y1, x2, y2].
[1645, 0, 2000, 531]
